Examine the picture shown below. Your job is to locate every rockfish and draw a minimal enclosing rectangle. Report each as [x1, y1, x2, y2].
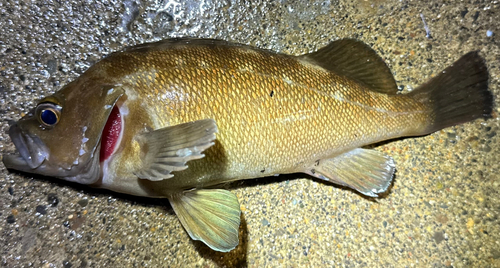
[2, 39, 493, 251]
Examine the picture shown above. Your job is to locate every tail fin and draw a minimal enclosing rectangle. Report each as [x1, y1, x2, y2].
[410, 51, 493, 134]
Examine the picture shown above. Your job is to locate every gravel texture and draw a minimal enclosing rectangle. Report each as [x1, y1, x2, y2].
[1, 0, 499, 267]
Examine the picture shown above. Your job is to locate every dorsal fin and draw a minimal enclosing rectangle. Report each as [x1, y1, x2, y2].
[119, 38, 292, 57]
[121, 38, 238, 53]
[299, 39, 398, 94]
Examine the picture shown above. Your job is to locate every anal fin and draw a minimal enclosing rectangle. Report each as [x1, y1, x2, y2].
[169, 189, 241, 252]
[308, 148, 395, 197]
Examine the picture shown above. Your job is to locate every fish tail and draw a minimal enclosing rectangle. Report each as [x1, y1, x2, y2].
[409, 51, 493, 134]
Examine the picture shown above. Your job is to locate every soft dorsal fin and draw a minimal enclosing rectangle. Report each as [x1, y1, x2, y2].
[299, 39, 398, 94]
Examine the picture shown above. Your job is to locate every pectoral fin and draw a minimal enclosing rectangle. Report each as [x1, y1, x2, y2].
[134, 119, 217, 181]
[169, 189, 241, 252]
[308, 148, 395, 197]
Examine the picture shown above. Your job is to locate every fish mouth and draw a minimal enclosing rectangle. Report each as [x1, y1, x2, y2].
[2, 123, 101, 184]
[4, 123, 49, 169]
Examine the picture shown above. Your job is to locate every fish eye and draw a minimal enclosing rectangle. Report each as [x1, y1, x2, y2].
[36, 102, 62, 128]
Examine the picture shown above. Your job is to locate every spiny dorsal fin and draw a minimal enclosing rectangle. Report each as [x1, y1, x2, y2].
[299, 39, 398, 94]
[121, 38, 238, 53]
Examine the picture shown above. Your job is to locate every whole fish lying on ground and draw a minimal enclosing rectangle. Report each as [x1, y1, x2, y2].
[2, 38, 493, 252]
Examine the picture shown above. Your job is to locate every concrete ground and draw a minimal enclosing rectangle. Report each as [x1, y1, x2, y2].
[0, 0, 499, 267]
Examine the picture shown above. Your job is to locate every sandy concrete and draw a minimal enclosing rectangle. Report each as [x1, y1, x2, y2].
[0, 0, 499, 267]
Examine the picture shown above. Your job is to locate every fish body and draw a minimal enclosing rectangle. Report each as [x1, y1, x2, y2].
[95, 40, 427, 197]
[2, 39, 492, 251]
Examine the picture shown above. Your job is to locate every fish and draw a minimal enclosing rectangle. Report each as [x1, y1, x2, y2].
[2, 38, 493, 252]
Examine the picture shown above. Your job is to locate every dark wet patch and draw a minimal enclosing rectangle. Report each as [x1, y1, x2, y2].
[47, 193, 59, 207]
[433, 231, 445, 244]
[35, 205, 47, 215]
[6, 215, 15, 224]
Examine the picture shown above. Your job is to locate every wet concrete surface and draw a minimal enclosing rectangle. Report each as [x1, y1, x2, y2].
[1, 0, 499, 267]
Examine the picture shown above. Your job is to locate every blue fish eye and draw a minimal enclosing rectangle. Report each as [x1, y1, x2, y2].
[36, 102, 61, 128]
[41, 109, 58, 125]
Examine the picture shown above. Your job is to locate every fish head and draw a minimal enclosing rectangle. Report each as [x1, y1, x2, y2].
[2, 78, 124, 184]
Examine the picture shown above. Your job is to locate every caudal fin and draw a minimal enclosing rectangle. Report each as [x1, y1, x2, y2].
[410, 51, 493, 134]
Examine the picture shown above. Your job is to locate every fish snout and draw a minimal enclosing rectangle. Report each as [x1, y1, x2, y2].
[4, 123, 49, 169]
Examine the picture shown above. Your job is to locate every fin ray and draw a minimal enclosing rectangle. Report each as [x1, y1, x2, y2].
[409, 51, 492, 134]
[308, 148, 395, 197]
[169, 189, 241, 252]
[299, 39, 398, 94]
[134, 119, 217, 181]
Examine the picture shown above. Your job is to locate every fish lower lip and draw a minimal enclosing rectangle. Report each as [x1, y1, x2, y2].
[3, 146, 101, 185]
[2, 153, 30, 171]
[8, 124, 32, 166]
[8, 124, 47, 169]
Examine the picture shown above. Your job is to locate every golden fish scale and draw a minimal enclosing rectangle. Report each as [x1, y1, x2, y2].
[99, 45, 430, 192]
